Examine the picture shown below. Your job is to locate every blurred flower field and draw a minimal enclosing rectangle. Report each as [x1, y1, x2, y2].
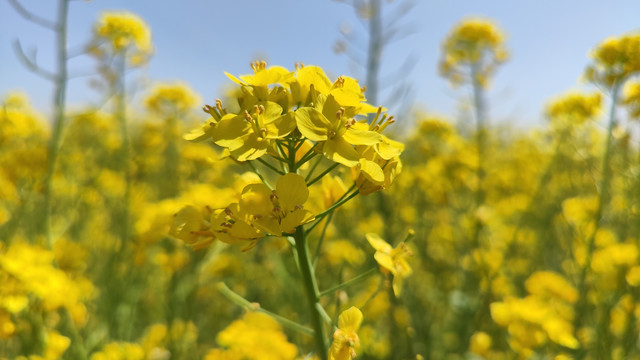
[2, 4, 640, 360]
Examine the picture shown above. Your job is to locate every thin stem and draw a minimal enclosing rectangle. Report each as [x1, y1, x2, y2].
[257, 157, 285, 175]
[217, 282, 314, 336]
[115, 53, 131, 244]
[8, 0, 57, 30]
[305, 156, 324, 182]
[308, 187, 360, 233]
[247, 161, 273, 190]
[42, 0, 70, 247]
[574, 80, 623, 347]
[312, 211, 334, 267]
[319, 267, 378, 298]
[307, 163, 340, 186]
[293, 226, 328, 359]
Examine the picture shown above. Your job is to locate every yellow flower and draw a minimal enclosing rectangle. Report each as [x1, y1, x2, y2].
[209, 312, 298, 360]
[329, 307, 363, 360]
[90, 11, 153, 66]
[545, 91, 602, 124]
[295, 93, 381, 166]
[366, 233, 412, 296]
[145, 82, 201, 114]
[439, 18, 508, 87]
[585, 33, 640, 88]
[240, 173, 314, 234]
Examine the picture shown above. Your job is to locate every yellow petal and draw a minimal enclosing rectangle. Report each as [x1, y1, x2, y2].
[375, 136, 404, 160]
[275, 173, 309, 209]
[338, 306, 363, 334]
[169, 206, 204, 244]
[359, 159, 384, 184]
[343, 129, 381, 146]
[366, 233, 392, 253]
[240, 184, 273, 216]
[295, 107, 330, 141]
[323, 137, 359, 167]
[212, 114, 251, 150]
[374, 252, 395, 274]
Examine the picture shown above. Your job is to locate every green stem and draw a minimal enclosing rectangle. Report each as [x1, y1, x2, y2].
[574, 80, 623, 346]
[307, 163, 340, 186]
[312, 211, 334, 267]
[293, 226, 328, 359]
[247, 160, 273, 190]
[319, 267, 378, 298]
[305, 156, 323, 182]
[307, 188, 359, 233]
[115, 53, 131, 244]
[257, 157, 285, 175]
[217, 282, 314, 336]
[42, 0, 70, 247]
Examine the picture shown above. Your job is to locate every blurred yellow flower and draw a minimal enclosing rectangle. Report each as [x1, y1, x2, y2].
[439, 18, 508, 87]
[207, 312, 298, 360]
[329, 307, 363, 360]
[623, 80, 640, 119]
[585, 33, 640, 88]
[90, 11, 153, 66]
[145, 82, 201, 114]
[366, 233, 412, 296]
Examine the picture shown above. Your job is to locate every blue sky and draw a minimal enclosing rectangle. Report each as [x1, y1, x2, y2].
[1, 0, 639, 128]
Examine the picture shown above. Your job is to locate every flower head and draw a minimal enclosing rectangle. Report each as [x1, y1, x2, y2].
[585, 33, 640, 88]
[329, 307, 363, 360]
[366, 233, 412, 296]
[90, 11, 153, 66]
[439, 18, 508, 87]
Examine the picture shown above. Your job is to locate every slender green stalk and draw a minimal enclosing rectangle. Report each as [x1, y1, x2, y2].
[42, 0, 70, 247]
[293, 226, 328, 359]
[319, 267, 378, 298]
[257, 157, 285, 175]
[312, 211, 334, 267]
[306, 189, 359, 233]
[305, 156, 323, 182]
[574, 80, 623, 346]
[115, 54, 131, 244]
[247, 161, 273, 190]
[307, 163, 340, 186]
[217, 282, 314, 336]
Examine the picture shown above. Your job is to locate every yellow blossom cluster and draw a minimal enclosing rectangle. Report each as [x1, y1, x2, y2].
[545, 91, 602, 125]
[584, 33, 640, 88]
[145, 82, 202, 114]
[439, 18, 508, 87]
[89, 11, 153, 66]
[204, 312, 298, 360]
[491, 271, 579, 357]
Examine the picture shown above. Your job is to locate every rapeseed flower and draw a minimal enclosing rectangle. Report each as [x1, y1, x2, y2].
[366, 233, 412, 296]
[329, 307, 363, 360]
[240, 173, 313, 234]
[585, 33, 640, 88]
[439, 18, 508, 87]
[90, 11, 153, 66]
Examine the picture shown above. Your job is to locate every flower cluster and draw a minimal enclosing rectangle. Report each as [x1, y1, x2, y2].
[545, 90, 602, 125]
[89, 11, 153, 66]
[439, 18, 508, 87]
[491, 271, 580, 357]
[173, 63, 404, 250]
[584, 33, 640, 88]
[145, 82, 201, 115]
